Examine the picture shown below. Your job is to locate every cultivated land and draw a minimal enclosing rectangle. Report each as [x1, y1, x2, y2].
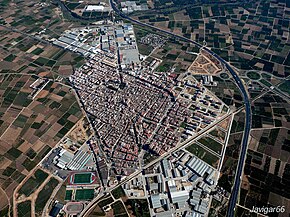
[0, 0, 289, 216]
[128, 0, 290, 77]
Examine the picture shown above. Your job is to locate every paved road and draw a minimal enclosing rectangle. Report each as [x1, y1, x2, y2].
[109, 1, 252, 216]
[80, 110, 233, 217]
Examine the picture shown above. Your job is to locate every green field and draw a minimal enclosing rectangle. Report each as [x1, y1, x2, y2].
[111, 201, 128, 217]
[198, 137, 223, 155]
[112, 186, 125, 199]
[73, 173, 92, 184]
[247, 71, 261, 80]
[65, 190, 73, 200]
[35, 178, 59, 214]
[18, 169, 48, 197]
[17, 201, 31, 217]
[75, 189, 95, 201]
[278, 80, 290, 95]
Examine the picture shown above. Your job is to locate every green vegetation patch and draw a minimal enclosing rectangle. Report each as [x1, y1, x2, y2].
[112, 186, 125, 199]
[34, 57, 49, 66]
[2, 166, 16, 177]
[111, 201, 128, 217]
[31, 47, 44, 55]
[156, 62, 174, 72]
[26, 148, 37, 159]
[35, 178, 59, 215]
[49, 101, 61, 109]
[198, 137, 223, 155]
[13, 114, 29, 128]
[247, 71, 261, 80]
[31, 121, 44, 129]
[260, 79, 272, 87]
[7, 147, 22, 159]
[18, 169, 48, 197]
[278, 80, 290, 95]
[98, 196, 114, 208]
[17, 201, 31, 217]
[22, 158, 37, 171]
[57, 90, 67, 97]
[4, 54, 16, 62]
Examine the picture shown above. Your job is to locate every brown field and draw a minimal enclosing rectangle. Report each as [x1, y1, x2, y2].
[0, 187, 9, 210]
[173, 10, 190, 21]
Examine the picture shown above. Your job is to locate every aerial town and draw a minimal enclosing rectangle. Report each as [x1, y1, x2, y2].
[66, 23, 228, 177]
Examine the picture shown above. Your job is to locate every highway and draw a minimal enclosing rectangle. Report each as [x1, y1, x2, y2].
[109, 1, 252, 216]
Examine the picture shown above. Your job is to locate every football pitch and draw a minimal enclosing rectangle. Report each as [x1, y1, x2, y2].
[72, 173, 92, 184]
[75, 189, 95, 200]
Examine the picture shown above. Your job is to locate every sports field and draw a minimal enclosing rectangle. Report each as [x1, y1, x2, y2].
[75, 189, 95, 201]
[65, 190, 73, 200]
[72, 173, 93, 184]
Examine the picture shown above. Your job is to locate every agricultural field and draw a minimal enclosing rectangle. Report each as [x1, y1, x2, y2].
[0, 27, 85, 77]
[112, 186, 126, 199]
[217, 88, 290, 215]
[239, 91, 290, 212]
[18, 169, 48, 197]
[17, 201, 31, 217]
[126, 0, 289, 78]
[185, 116, 232, 172]
[60, 0, 110, 20]
[111, 201, 128, 217]
[251, 92, 289, 129]
[0, 0, 86, 40]
[203, 75, 243, 108]
[197, 136, 223, 155]
[0, 72, 83, 211]
[278, 80, 290, 95]
[150, 39, 198, 73]
[218, 110, 245, 195]
[35, 177, 59, 216]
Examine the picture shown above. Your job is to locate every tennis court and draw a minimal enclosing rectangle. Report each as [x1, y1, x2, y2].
[75, 189, 95, 200]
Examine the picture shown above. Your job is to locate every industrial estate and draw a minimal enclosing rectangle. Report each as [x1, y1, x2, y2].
[0, 0, 289, 217]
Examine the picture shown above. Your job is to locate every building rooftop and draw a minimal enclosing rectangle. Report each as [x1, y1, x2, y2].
[151, 194, 162, 209]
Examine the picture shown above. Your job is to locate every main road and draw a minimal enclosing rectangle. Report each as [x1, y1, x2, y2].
[109, 1, 252, 216]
